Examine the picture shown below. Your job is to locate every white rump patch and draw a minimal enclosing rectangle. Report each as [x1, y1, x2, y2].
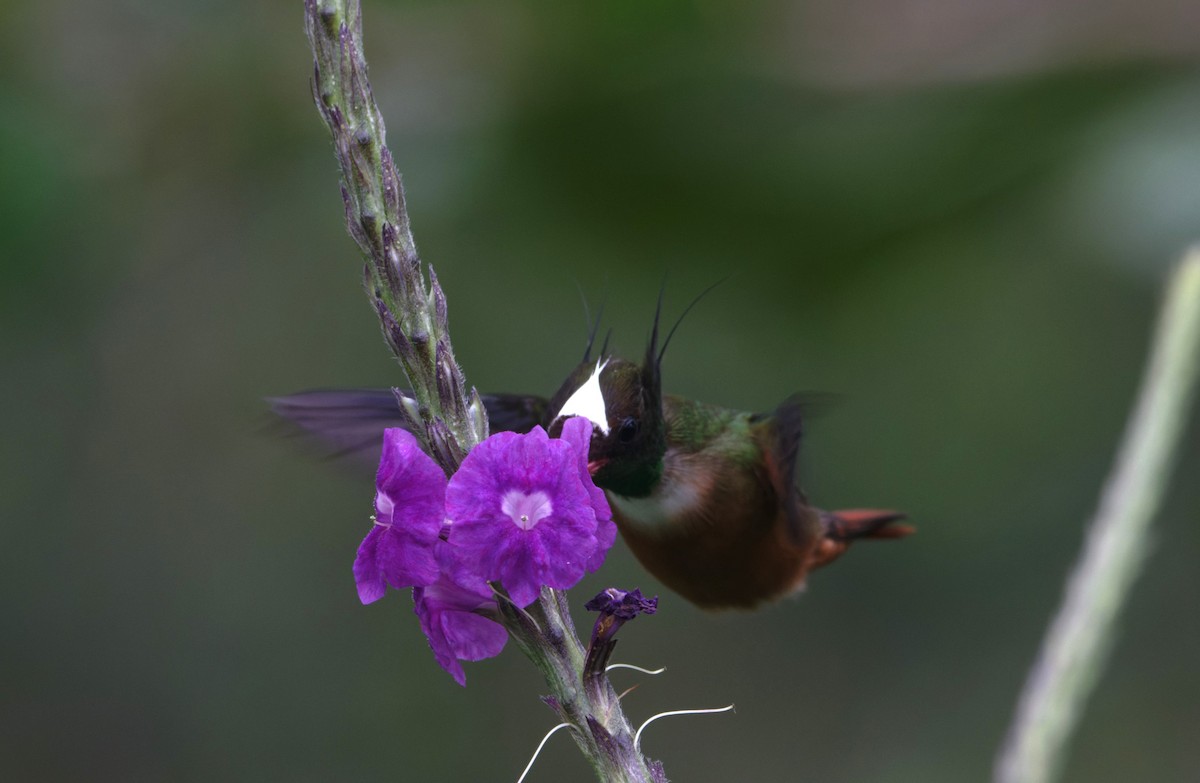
[554, 359, 611, 434]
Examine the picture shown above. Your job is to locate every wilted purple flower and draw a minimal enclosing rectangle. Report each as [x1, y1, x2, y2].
[414, 573, 507, 686]
[585, 588, 658, 647]
[444, 425, 607, 607]
[353, 428, 446, 604]
[558, 416, 616, 572]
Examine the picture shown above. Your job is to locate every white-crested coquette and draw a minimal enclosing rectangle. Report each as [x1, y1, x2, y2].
[272, 293, 912, 610]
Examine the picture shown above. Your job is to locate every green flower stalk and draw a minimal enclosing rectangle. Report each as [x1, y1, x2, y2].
[301, 2, 678, 780]
[304, 0, 485, 469]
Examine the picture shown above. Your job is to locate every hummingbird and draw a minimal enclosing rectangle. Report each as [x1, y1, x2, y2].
[271, 296, 912, 610]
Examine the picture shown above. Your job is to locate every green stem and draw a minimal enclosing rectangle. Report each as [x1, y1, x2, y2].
[499, 589, 659, 783]
[304, 0, 486, 470]
[995, 251, 1200, 783]
[302, 3, 662, 780]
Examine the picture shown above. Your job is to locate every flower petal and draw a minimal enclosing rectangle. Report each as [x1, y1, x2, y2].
[559, 416, 614, 571]
[352, 526, 388, 604]
[375, 428, 448, 533]
[445, 426, 601, 606]
[414, 578, 506, 686]
[355, 429, 447, 602]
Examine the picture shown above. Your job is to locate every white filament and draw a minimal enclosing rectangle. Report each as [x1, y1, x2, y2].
[605, 664, 666, 676]
[515, 722, 572, 783]
[634, 704, 735, 748]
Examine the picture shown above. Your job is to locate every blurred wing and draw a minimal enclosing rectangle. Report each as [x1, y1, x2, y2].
[482, 392, 551, 434]
[755, 393, 821, 547]
[267, 388, 407, 468]
[267, 388, 550, 469]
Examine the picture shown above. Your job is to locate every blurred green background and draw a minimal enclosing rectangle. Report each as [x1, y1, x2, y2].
[3, 0, 1199, 780]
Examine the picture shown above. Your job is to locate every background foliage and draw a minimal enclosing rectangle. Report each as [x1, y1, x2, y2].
[2, 1, 1198, 780]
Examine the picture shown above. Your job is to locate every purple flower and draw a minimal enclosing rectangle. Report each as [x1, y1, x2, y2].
[585, 588, 658, 647]
[353, 428, 446, 604]
[413, 574, 507, 686]
[354, 418, 620, 685]
[444, 425, 606, 607]
[558, 416, 616, 572]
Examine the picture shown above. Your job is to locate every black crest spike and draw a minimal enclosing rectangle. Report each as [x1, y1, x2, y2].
[657, 277, 728, 365]
[582, 298, 607, 363]
[599, 327, 613, 357]
[641, 278, 669, 399]
[580, 285, 610, 364]
[648, 278, 667, 362]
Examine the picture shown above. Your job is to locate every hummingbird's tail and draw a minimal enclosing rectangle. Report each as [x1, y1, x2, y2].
[821, 508, 912, 541]
[807, 508, 914, 570]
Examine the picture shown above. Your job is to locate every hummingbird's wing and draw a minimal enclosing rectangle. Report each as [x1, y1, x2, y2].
[759, 394, 822, 546]
[268, 388, 549, 469]
[267, 388, 411, 468]
[480, 393, 551, 433]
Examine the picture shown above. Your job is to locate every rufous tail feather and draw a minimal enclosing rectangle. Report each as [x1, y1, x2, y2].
[807, 509, 913, 570]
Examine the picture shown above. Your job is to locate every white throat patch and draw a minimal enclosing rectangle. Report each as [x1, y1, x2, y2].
[554, 359, 611, 435]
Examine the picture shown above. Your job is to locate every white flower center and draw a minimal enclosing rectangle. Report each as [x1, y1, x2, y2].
[553, 359, 611, 435]
[501, 490, 554, 531]
[374, 492, 394, 521]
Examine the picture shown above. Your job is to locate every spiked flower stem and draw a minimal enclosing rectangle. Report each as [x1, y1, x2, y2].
[303, 3, 666, 780]
[304, 0, 485, 468]
[500, 588, 665, 783]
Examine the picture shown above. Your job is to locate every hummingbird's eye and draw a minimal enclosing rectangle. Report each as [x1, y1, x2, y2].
[617, 417, 639, 443]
